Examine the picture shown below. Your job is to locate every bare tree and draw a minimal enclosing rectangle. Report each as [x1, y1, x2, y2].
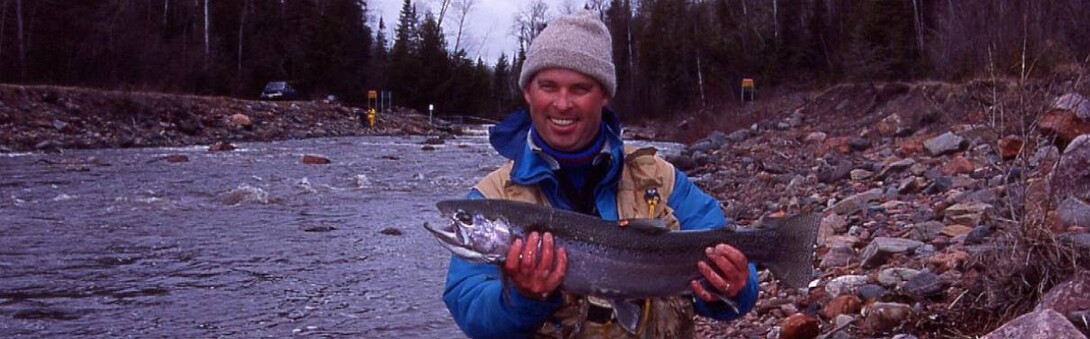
[237, 0, 250, 83]
[513, 0, 549, 48]
[450, 0, 477, 53]
[558, 0, 577, 15]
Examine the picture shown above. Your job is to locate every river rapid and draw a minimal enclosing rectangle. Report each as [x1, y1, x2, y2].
[0, 130, 678, 338]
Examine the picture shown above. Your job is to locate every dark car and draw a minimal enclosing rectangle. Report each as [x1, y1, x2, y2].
[260, 81, 299, 100]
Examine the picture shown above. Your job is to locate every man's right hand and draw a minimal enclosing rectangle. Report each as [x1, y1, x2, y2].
[503, 231, 568, 300]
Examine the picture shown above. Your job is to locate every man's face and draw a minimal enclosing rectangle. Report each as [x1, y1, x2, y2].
[523, 68, 611, 152]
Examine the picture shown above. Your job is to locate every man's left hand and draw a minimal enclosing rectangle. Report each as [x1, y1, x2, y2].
[690, 243, 749, 301]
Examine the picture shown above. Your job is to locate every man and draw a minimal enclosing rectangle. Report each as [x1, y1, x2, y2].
[442, 11, 758, 338]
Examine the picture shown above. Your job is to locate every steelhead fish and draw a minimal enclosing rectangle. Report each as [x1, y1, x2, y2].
[425, 199, 819, 332]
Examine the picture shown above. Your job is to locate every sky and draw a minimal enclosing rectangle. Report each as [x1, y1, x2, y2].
[369, 0, 581, 65]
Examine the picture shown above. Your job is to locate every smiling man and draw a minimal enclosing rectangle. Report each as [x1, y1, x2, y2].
[440, 11, 759, 338]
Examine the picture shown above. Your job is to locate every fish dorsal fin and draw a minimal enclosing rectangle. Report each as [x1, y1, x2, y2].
[619, 218, 669, 235]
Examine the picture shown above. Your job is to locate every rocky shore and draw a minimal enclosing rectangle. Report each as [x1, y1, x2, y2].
[4, 79, 1090, 338]
[672, 81, 1090, 338]
[0, 84, 439, 152]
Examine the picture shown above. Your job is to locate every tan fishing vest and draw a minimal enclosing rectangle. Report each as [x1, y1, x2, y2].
[474, 146, 695, 339]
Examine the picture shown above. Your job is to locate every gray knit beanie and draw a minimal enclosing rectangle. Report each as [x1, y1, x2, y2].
[519, 11, 616, 97]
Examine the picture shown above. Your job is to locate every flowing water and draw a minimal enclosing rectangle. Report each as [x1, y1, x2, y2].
[0, 129, 680, 338]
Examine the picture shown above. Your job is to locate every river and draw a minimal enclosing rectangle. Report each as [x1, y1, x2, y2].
[0, 129, 680, 338]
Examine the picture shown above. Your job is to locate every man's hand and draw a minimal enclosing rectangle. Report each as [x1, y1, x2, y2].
[691, 243, 749, 301]
[503, 232, 568, 300]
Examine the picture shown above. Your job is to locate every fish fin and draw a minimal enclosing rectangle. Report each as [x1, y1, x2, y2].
[698, 278, 741, 313]
[758, 212, 822, 288]
[619, 219, 669, 234]
[610, 299, 642, 334]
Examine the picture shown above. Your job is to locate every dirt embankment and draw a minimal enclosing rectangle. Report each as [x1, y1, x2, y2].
[0, 84, 438, 152]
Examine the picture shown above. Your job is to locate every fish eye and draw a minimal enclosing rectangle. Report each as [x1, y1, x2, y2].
[454, 210, 473, 225]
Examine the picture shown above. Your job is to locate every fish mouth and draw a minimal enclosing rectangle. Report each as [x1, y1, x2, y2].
[424, 217, 502, 263]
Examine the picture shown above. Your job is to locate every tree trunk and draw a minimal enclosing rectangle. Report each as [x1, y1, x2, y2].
[237, 0, 248, 85]
[163, 0, 169, 26]
[203, 0, 209, 68]
[15, 0, 24, 80]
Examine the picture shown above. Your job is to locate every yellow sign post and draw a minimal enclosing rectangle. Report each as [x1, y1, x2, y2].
[741, 78, 755, 102]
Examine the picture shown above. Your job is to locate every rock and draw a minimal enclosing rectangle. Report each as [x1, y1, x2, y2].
[999, 136, 1024, 159]
[666, 154, 697, 171]
[1031, 145, 1061, 169]
[229, 113, 253, 128]
[981, 308, 1087, 339]
[780, 313, 820, 339]
[848, 137, 871, 151]
[818, 214, 849, 245]
[824, 235, 861, 249]
[829, 188, 885, 216]
[1035, 271, 1090, 320]
[878, 158, 917, 179]
[379, 227, 403, 236]
[834, 314, 855, 329]
[924, 176, 953, 194]
[1039, 110, 1090, 150]
[302, 155, 331, 164]
[941, 155, 974, 175]
[897, 177, 925, 194]
[861, 237, 924, 268]
[208, 141, 236, 152]
[1057, 197, 1090, 228]
[928, 250, 969, 272]
[1055, 93, 1090, 120]
[166, 154, 189, 163]
[820, 246, 856, 269]
[1051, 134, 1090, 202]
[858, 284, 888, 302]
[876, 113, 909, 137]
[818, 159, 854, 184]
[726, 129, 750, 142]
[303, 225, 336, 232]
[850, 169, 874, 180]
[965, 225, 992, 244]
[878, 267, 921, 287]
[923, 132, 968, 156]
[421, 145, 436, 151]
[944, 202, 992, 226]
[910, 221, 944, 242]
[805, 131, 828, 143]
[940, 224, 974, 237]
[902, 271, 944, 298]
[863, 302, 912, 332]
[827, 275, 870, 297]
[823, 295, 863, 319]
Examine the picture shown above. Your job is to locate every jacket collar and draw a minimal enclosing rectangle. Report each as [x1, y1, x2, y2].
[488, 107, 625, 187]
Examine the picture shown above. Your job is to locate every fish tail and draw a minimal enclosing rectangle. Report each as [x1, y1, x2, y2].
[764, 213, 821, 288]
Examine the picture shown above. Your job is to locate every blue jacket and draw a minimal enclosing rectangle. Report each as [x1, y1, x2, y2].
[442, 108, 759, 338]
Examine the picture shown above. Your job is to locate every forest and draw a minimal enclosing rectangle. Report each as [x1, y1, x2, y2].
[0, 0, 1087, 120]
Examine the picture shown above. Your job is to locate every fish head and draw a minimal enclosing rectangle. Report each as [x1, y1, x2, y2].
[424, 207, 513, 264]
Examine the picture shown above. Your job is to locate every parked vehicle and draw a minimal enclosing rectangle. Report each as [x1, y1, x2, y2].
[260, 81, 299, 100]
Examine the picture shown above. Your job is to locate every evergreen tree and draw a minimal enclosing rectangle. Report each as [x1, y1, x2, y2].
[389, 0, 422, 109]
[491, 53, 514, 115]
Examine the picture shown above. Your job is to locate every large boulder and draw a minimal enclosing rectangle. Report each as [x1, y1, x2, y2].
[981, 308, 1086, 339]
[1051, 134, 1090, 203]
[1055, 93, 1090, 120]
[1039, 111, 1090, 151]
[1036, 271, 1090, 328]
